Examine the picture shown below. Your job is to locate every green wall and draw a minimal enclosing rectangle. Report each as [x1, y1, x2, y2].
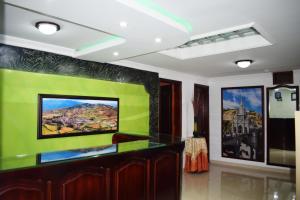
[118, 140, 149, 153]
[0, 69, 149, 158]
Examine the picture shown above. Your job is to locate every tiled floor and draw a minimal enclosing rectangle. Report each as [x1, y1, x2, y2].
[182, 164, 296, 200]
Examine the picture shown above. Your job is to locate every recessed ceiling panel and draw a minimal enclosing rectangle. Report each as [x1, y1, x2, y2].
[129, 0, 300, 77]
[160, 23, 272, 60]
[2, 4, 120, 52]
[2, 0, 190, 62]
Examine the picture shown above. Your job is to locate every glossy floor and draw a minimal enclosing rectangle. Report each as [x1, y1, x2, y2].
[182, 163, 296, 200]
[269, 148, 295, 166]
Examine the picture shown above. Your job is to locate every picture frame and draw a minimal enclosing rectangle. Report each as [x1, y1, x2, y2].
[291, 92, 297, 101]
[221, 86, 264, 162]
[38, 94, 119, 139]
[275, 91, 282, 101]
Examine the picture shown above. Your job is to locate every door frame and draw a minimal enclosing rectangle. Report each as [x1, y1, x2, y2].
[194, 84, 209, 160]
[159, 78, 182, 138]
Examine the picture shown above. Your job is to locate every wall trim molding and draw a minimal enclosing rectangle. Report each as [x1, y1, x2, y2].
[0, 34, 74, 57]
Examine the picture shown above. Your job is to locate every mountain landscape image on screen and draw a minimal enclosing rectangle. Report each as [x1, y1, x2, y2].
[41, 98, 118, 136]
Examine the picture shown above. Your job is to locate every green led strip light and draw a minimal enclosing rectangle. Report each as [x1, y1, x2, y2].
[76, 0, 191, 52]
[136, 0, 192, 32]
[76, 35, 122, 52]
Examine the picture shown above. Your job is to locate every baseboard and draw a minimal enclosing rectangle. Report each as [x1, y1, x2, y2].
[210, 160, 294, 174]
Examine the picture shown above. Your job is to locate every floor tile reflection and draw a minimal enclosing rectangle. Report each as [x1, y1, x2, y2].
[269, 148, 295, 166]
[182, 164, 295, 200]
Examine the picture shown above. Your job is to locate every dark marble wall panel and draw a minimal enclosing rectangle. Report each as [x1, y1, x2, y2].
[0, 44, 159, 135]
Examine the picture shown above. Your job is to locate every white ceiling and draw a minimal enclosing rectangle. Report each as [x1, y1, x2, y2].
[1, 0, 189, 61]
[130, 0, 300, 77]
[3, 4, 111, 50]
[1, 0, 300, 77]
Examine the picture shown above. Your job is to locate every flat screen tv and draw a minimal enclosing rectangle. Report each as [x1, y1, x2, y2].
[38, 94, 119, 139]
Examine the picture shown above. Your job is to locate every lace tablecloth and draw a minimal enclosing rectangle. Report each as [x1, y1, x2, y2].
[184, 137, 209, 172]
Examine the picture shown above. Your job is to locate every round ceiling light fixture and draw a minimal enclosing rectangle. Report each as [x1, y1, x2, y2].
[120, 21, 128, 28]
[155, 37, 162, 43]
[113, 51, 119, 56]
[235, 60, 253, 68]
[35, 21, 60, 35]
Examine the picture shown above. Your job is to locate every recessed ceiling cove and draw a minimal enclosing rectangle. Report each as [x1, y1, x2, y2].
[1, 0, 191, 62]
[126, 0, 300, 77]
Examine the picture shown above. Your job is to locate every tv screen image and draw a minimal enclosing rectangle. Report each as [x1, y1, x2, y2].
[38, 94, 119, 139]
[37, 144, 117, 164]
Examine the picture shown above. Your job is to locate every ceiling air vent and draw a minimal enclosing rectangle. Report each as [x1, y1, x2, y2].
[159, 23, 272, 60]
[178, 27, 259, 48]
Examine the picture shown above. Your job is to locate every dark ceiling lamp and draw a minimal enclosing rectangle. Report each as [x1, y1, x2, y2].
[35, 21, 60, 35]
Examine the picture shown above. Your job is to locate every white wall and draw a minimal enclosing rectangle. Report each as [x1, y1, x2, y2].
[111, 60, 209, 139]
[208, 70, 300, 169]
[295, 111, 300, 198]
[114, 59, 300, 170]
[269, 88, 297, 118]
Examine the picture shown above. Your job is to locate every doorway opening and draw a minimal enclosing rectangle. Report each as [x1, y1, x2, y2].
[194, 84, 209, 159]
[159, 78, 182, 138]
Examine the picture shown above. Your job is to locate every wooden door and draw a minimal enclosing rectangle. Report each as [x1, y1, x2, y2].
[194, 84, 209, 159]
[159, 79, 182, 138]
[152, 151, 180, 200]
[113, 158, 150, 200]
[159, 84, 172, 135]
[59, 167, 110, 200]
[0, 179, 50, 200]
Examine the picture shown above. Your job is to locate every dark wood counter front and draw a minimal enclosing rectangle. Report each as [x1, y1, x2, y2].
[0, 134, 184, 200]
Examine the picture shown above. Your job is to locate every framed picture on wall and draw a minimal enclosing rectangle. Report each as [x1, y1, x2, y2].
[291, 92, 297, 101]
[38, 94, 119, 139]
[221, 86, 264, 162]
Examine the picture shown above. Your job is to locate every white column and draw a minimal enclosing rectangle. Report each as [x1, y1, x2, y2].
[295, 111, 300, 199]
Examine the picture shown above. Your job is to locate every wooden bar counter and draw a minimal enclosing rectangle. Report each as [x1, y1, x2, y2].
[0, 133, 184, 200]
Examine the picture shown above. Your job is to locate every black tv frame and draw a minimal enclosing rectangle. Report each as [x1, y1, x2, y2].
[38, 94, 119, 139]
